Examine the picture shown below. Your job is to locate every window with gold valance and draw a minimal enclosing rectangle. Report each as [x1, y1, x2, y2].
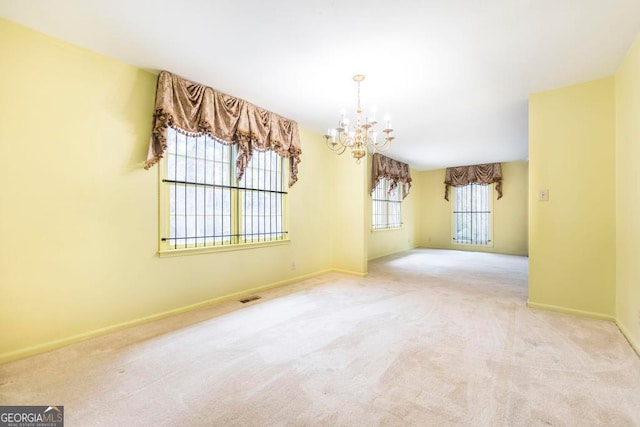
[145, 71, 302, 187]
[444, 162, 503, 201]
[445, 163, 501, 246]
[145, 72, 301, 254]
[370, 154, 412, 199]
[370, 154, 412, 230]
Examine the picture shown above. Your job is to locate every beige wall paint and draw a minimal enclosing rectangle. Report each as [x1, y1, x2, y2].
[615, 34, 640, 352]
[0, 19, 365, 361]
[528, 78, 616, 319]
[414, 161, 528, 256]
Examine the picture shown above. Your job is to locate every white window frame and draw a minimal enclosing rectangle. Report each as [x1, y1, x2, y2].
[451, 183, 494, 246]
[158, 128, 289, 256]
[372, 178, 403, 231]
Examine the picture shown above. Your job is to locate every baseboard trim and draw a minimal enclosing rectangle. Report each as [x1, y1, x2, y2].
[4, 271, 630, 365]
[416, 245, 528, 257]
[616, 319, 640, 359]
[526, 300, 615, 321]
[367, 245, 417, 262]
[0, 269, 333, 365]
[331, 268, 368, 277]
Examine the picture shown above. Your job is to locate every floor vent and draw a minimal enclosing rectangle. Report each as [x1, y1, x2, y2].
[239, 295, 261, 304]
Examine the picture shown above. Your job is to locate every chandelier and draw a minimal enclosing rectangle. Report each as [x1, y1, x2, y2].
[324, 74, 394, 163]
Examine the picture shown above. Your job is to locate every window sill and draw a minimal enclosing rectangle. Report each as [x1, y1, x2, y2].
[452, 241, 494, 248]
[158, 239, 291, 257]
[371, 226, 404, 232]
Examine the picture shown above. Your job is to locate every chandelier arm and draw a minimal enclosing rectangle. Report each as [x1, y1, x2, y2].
[326, 138, 347, 154]
[374, 143, 391, 152]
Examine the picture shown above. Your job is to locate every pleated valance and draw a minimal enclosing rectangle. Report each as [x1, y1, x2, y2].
[145, 71, 302, 187]
[371, 154, 412, 199]
[444, 162, 502, 201]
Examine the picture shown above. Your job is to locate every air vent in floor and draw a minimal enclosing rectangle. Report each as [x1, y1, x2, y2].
[239, 295, 261, 304]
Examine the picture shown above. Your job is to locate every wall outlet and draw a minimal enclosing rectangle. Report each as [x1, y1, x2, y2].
[537, 189, 549, 201]
[291, 261, 296, 270]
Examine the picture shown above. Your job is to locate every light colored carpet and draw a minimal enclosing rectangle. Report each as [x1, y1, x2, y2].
[1, 249, 639, 426]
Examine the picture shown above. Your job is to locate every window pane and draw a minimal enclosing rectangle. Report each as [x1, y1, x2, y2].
[452, 184, 491, 245]
[163, 130, 234, 248]
[372, 178, 402, 230]
[237, 149, 285, 243]
[162, 128, 288, 250]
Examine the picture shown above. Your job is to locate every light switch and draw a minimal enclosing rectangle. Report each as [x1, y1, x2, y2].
[537, 189, 549, 201]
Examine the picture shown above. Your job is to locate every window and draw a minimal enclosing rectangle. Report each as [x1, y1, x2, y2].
[452, 184, 492, 245]
[159, 128, 287, 252]
[372, 178, 402, 230]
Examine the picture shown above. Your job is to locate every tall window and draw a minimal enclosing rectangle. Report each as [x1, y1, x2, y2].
[160, 128, 287, 251]
[452, 184, 492, 245]
[372, 178, 402, 230]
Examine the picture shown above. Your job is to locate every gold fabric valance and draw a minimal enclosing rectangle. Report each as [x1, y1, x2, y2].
[444, 162, 502, 201]
[371, 154, 412, 199]
[145, 71, 302, 186]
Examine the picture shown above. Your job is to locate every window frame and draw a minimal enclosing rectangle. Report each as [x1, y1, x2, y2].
[451, 183, 494, 247]
[371, 178, 403, 231]
[157, 129, 290, 257]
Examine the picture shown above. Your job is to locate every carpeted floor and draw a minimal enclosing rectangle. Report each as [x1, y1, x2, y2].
[1, 249, 639, 426]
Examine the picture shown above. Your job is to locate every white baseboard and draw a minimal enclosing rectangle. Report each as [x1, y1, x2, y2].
[331, 268, 368, 277]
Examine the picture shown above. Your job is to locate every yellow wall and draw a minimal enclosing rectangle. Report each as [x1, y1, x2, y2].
[6, 15, 637, 362]
[528, 78, 616, 319]
[0, 18, 361, 362]
[366, 157, 419, 260]
[615, 34, 640, 352]
[414, 161, 528, 256]
[331, 153, 368, 275]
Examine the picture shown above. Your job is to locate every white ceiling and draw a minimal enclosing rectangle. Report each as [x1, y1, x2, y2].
[1, 1, 639, 170]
